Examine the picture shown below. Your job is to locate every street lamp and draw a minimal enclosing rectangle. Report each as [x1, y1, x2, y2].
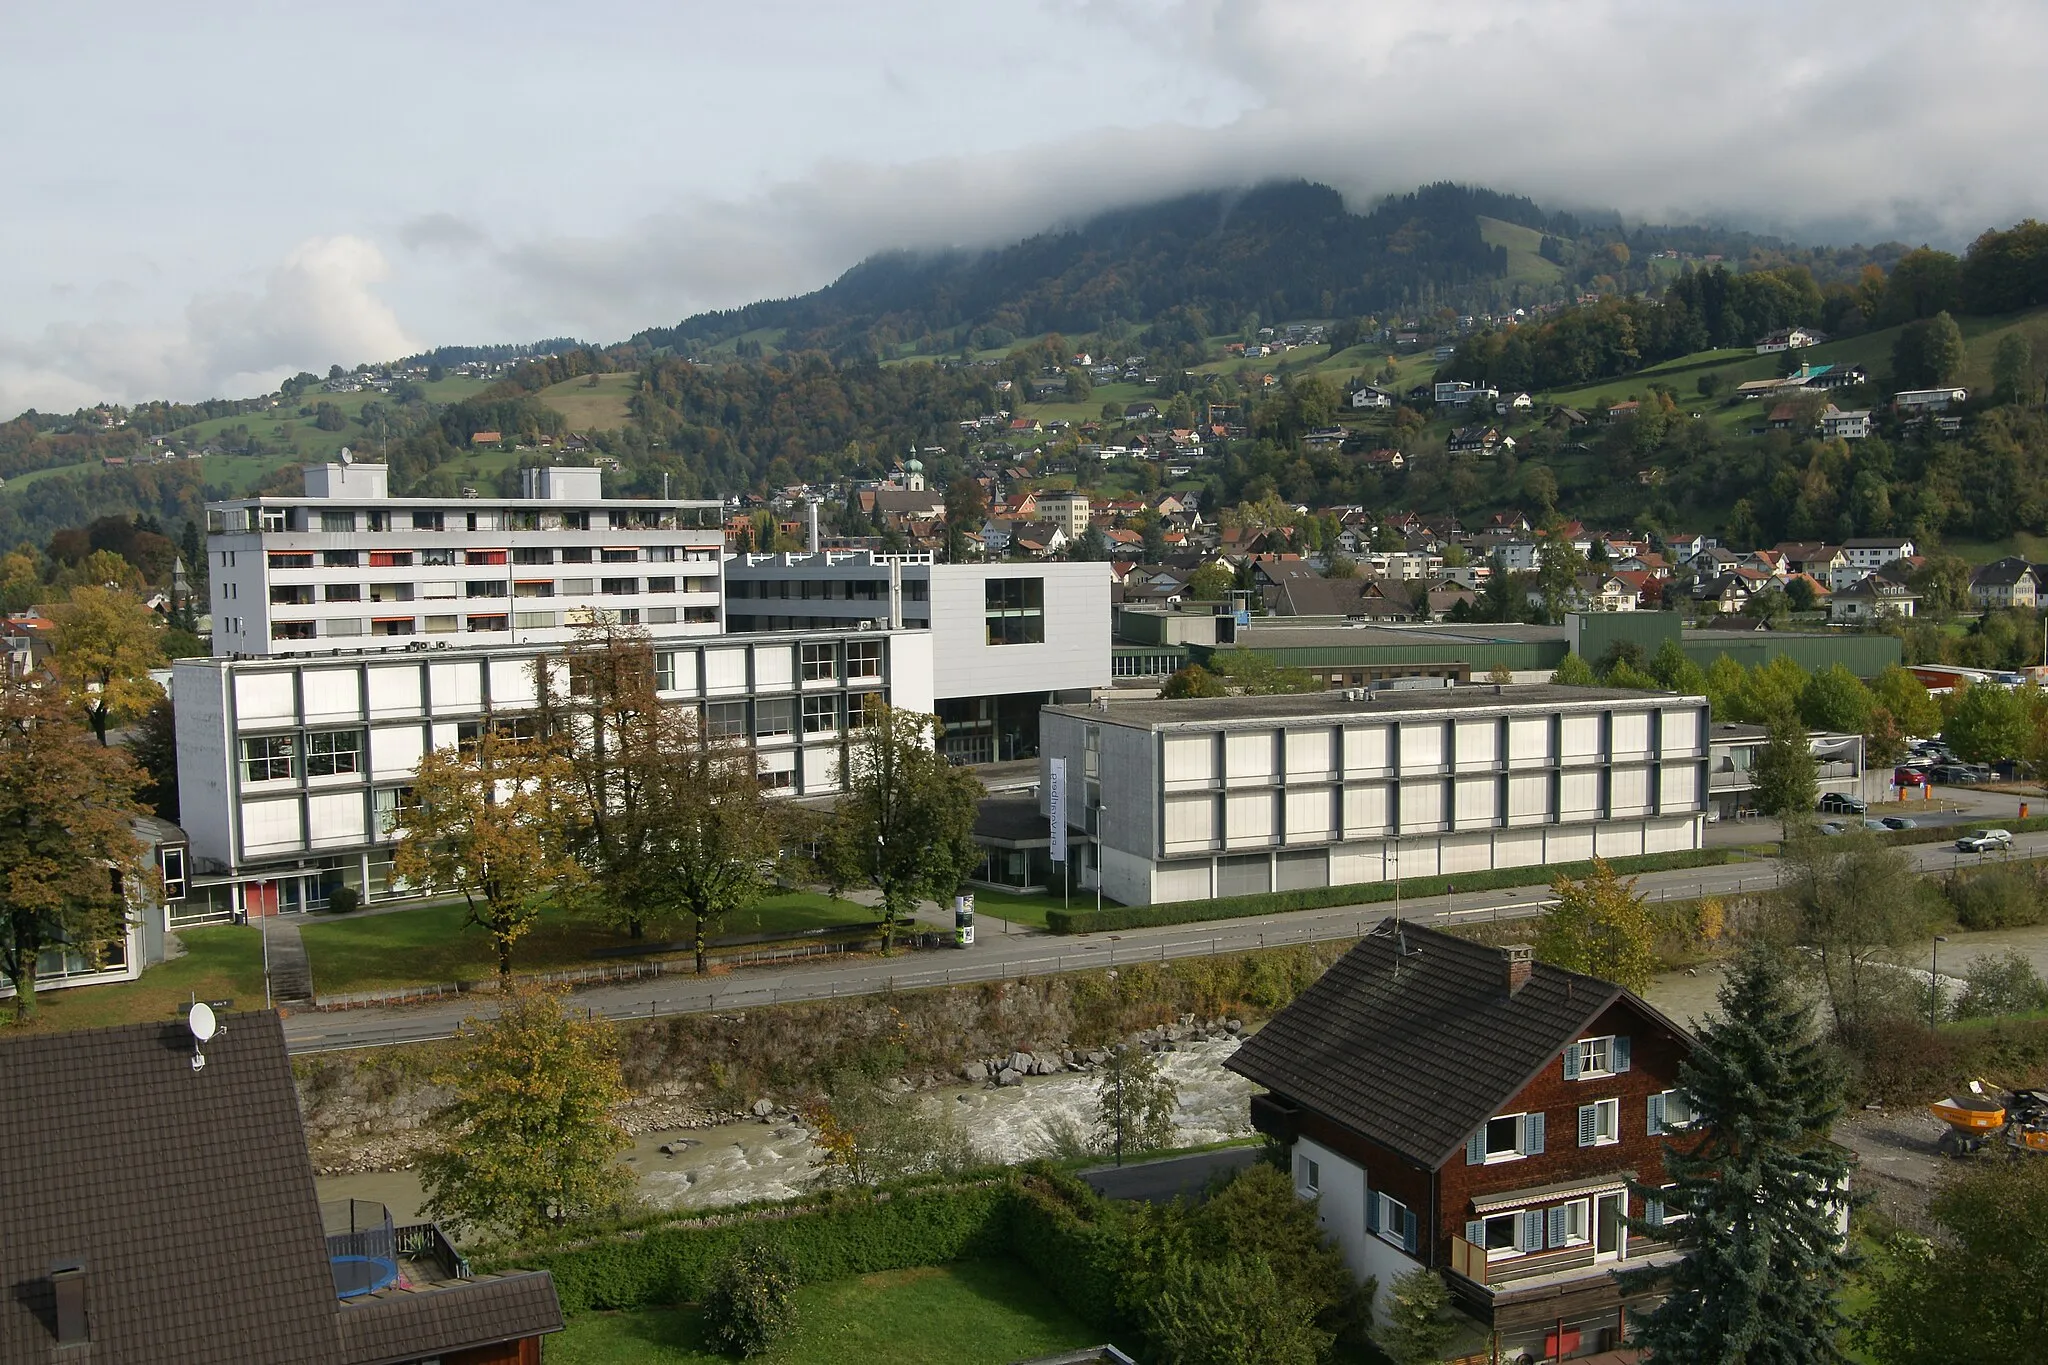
[1931, 934, 1949, 1031]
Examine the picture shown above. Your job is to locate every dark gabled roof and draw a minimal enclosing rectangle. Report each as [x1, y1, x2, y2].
[1225, 920, 1688, 1168]
[338, 1272, 563, 1365]
[0, 1013, 344, 1364]
[1971, 555, 2037, 588]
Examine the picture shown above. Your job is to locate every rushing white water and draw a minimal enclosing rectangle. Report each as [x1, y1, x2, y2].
[317, 1038, 1260, 1222]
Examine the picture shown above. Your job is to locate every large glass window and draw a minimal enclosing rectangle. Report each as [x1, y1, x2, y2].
[847, 640, 883, 678]
[803, 695, 839, 734]
[373, 786, 416, 835]
[707, 701, 749, 740]
[985, 577, 1046, 645]
[513, 547, 554, 565]
[755, 698, 794, 738]
[306, 730, 364, 777]
[241, 736, 296, 783]
[802, 643, 838, 681]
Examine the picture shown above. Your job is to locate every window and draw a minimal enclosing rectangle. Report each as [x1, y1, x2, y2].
[411, 511, 444, 531]
[373, 616, 418, 637]
[425, 615, 458, 633]
[1565, 1034, 1630, 1079]
[306, 730, 364, 777]
[513, 547, 553, 565]
[755, 698, 794, 738]
[241, 736, 297, 783]
[647, 546, 676, 562]
[802, 643, 838, 681]
[1479, 1212, 1523, 1256]
[847, 640, 883, 679]
[560, 547, 593, 564]
[655, 652, 678, 691]
[803, 695, 838, 734]
[1646, 1185, 1685, 1226]
[1578, 1098, 1621, 1147]
[271, 585, 314, 605]
[647, 576, 676, 593]
[601, 548, 639, 563]
[1368, 1191, 1417, 1253]
[268, 551, 313, 569]
[513, 581, 554, 598]
[684, 605, 719, 625]
[325, 584, 361, 602]
[561, 578, 594, 595]
[564, 511, 590, 531]
[466, 581, 508, 598]
[1648, 1090, 1694, 1134]
[985, 577, 1046, 645]
[1552, 1199, 1591, 1247]
[847, 691, 879, 730]
[707, 702, 749, 740]
[323, 550, 359, 567]
[758, 764, 795, 791]
[600, 577, 638, 595]
[272, 622, 316, 641]
[514, 611, 556, 629]
[467, 614, 508, 632]
[260, 508, 289, 533]
[368, 550, 412, 568]
[158, 846, 187, 901]
[320, 510, 356, 532]
[372, 786, 416, 835]
[1296, 1156, 1320, 1193]
[465, 549, 507, 566]
[1469, 1111, 1544, 1164]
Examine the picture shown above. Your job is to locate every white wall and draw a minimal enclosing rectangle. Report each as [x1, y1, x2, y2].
[927, 563, 1109, 701]
[172, 662, 235, 868]
[1292, 1136, 1414, 1320]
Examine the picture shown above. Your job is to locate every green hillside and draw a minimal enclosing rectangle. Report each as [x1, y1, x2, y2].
[533, 371, 638, 431]
[1479, 215, 1564, 288]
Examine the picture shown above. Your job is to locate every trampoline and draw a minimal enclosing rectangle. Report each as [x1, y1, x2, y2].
[323, 1198, 400, 1299]
[329, 1253, 401, 1298]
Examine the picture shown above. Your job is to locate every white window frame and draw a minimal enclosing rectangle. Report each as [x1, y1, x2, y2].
[1649, 1183, 1687, 1225]
[1479, 1211, 1523, 1260]
[1374, 1192, 1409, 1249]
[1576, 1035, 1615, 1078]
[1484, 1112, 1529, 1163]
[1649, 1088, 1695, 1134]
[1555, 1197, 1591, 1247]
[240, 735, 297, 784]
[1580, 1097, 1621, 1147]
[1296, 1156, 1320, 1193]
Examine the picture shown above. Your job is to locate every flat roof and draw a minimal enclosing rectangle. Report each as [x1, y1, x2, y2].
[1230, 622, 1566, 650]
[1048, 683, 1695, 729]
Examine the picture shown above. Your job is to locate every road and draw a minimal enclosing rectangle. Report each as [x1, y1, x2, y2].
[280, 803, 2048, 1056]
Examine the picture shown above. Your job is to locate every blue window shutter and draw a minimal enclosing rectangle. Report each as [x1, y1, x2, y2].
[1403, 1208, 1418, 1254]
[1522, 1209, 1544, 1249]
[1465, 1218, 1484, 1245]
[1614, 1034, 1632, 1073]
[1366, 1190, 1380, 1235]
[1548, 1205, 1565, 1247]
[1563, 1043, 1582, 1080]
[1579, 1104, 1597, 1147]
[1524, 1111, 1545, 1155]
[1467, 1130, 1486, 1165]
[1647, 1092, 1666, 1136]
[1646, 1197, 1665, 1227]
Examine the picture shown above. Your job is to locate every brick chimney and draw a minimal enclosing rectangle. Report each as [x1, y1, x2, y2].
[1503, 944, 1534, 995]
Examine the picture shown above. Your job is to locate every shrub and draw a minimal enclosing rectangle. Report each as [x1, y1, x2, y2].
[1952, 950, 2048, 1019]
[323, 886, 360, 915]
[702, 1240, 799, 1357]
[1380, 1266, 1459, 1365]
[1943, 864, 2044, 930]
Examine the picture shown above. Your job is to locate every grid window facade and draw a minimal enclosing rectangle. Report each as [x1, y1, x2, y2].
[306, 729, 364, 777]
[802, 643, 838, 681]
[847, 641, 883, 678]
[241, 736, 296, 783]
[803, 695, 839, 734]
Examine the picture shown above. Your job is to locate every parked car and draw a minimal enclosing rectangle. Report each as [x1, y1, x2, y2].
[1882, 816, 1918, 830]
[1818, 792, 1867, 815]
[1955, 828, 2015, 853]
[1894, 767, 1928, 787]
[1930, 764, 1990, 785]
[1862, 819, 1891, 832]
[1818, 822, 1847, 836]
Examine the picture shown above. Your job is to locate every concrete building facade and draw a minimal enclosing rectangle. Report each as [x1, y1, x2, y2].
[1038, 686, 1709, 907]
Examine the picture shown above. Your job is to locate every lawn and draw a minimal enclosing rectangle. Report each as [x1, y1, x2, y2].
[961, 887, 1065, 931]
[548, 1261, 1096, 1365]
[299, 892, 875, 994]
[534, 372, 639, 432]
[3, 924, 266, 1035]
[1478, 215, 1565, 289]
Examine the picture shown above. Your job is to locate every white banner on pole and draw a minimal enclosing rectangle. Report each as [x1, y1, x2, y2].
[1048, 757, 1068, 863]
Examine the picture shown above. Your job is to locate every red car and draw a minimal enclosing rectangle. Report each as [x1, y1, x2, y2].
[1895, 767, 1928, 787]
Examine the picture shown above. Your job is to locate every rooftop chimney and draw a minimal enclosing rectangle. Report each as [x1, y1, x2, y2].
[1503, 944, 1534, 995]
[51, 1261, 88, 1345]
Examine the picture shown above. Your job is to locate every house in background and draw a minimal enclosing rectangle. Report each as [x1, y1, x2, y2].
[1229, 923, 1696, 1362]
[1970, 556, 2041, 610]
[1755, 325, 1825, 353]
[1895, 387, 1968, 414]
[1827, 576, 1919, 622]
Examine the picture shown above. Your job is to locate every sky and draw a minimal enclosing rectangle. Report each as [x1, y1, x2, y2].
[4, 0, 2046, 416]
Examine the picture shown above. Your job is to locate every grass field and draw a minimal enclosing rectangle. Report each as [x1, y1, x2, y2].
[961, 887, 1064, 930]
[548, 1261, 1095, 1365]
[1479, 215, 1565, 289]
[298, 892, 874, 995]
[534, 372, 638, 431]
[2, 924, 266, 1035]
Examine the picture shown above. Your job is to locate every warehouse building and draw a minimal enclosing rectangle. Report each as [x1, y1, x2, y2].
[1037, 685, 1709, 907]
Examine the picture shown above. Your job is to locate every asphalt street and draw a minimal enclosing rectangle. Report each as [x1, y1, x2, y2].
[279, 787, 2048, 1056]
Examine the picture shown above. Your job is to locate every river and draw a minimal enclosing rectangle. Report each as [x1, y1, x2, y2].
[317, 921, 2048, 1223]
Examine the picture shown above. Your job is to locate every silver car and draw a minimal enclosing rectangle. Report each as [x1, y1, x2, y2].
[1955, 828, 2014, 852]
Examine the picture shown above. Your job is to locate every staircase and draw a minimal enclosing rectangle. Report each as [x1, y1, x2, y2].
[262, 918, 314, 1007]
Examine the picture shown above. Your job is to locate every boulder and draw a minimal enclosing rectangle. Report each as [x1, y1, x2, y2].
[996, 1067, 1023, 1086]
[959, 1060, 989, 1083]
[1224, 1019, 1243, 1034]
[1006, 1051, 1033, 1076]
[751, 1098, 774, 1117]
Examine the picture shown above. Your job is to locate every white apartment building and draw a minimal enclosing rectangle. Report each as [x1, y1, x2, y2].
[175, 464, 935, 918]
[205, 463, 724, 653]
[1034, 491, 1093, 539]
[723, 551, 1111, 763]
[1039, 685, 1708, 908]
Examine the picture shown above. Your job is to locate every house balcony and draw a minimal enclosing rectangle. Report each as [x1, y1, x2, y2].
[1444, 1233, 1681, 1312]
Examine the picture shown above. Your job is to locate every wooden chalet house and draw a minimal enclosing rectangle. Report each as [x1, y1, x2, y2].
[1227, 921, 1694, 1362]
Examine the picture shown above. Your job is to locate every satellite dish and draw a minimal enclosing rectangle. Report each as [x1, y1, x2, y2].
[188, 1001, 217, 1044]
[339, 446, 353, 464]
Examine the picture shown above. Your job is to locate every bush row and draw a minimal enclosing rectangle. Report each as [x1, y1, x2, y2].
[491, 1180, 1014, 1314]
[1873, 813, 2048, 848]
[1843, 1012, 2048, 1106]
[1044, 848, 1744, 934]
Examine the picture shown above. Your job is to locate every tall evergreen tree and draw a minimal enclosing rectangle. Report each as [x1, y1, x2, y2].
[1625, 944, 1858, 1363]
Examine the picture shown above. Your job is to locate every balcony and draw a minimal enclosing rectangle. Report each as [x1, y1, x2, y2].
[1445, 1233, 1682, 1305]
[323, 1200, 470, 1300]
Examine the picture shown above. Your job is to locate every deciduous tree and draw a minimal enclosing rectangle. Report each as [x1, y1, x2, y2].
[1625, 944, 1858, 1363]
[390, 723, 587, 979]
[1753, 710, 1820, 817]
[0, 683, 150, 1018]
[821, 703, 980, 953]
[1860, 1159, 2048, 1364]
[1535, 857, 1657, 993]
[1943, 680, 2032, 763]
[1779, 829, 1928, 1038]
[417, 987, 632, 1241]
[1094, 1043, 1181, 1164]
[51, 584, 164, 744]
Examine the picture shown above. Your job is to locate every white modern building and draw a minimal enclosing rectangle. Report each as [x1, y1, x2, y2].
[723, 551, 1111, 763]
[1038, 685, 1709, 907]
[175, 464, 934, 917]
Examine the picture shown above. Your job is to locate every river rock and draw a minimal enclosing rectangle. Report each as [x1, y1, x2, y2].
[960, 1060, 988, 1082]
[751, 1098, 774, 1117]
[996, 1067, 1023, 1086]
[1086, 1049, 1109, 1066]
[1006, 1051, 1033, 1075]
[658, 1139, 701, 1156]
[1224, 1019, 1243, 1034]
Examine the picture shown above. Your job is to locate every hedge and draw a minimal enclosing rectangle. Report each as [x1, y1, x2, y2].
[490, 1180, 1014, 1314]
[1044, 848, 1746, 935]
[1871, 813, 2048, 848]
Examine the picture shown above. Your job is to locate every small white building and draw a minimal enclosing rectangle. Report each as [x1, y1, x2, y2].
[1820, 407, 1871, 440]
[1350, 385, 1395, 410]
[1895, 387, 1968, 413]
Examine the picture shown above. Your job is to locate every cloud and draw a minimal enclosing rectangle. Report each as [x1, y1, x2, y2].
[489, 0, 2048, 342]
[398, 212, 488, 253]
[0, 236, 418, 414]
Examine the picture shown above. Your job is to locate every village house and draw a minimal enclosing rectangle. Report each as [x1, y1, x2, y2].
[1840, 536, 1916, 572]
[1755, 325, 1825, 353]
[1827, 576, 1919, 622]
[1820, 406, 1871, 440]
[1969, 556, 2041, 611]
[1350, 384, 1396, 410]
[1230, 924, 1696, 1361]
[1894, 387, 1968, 414]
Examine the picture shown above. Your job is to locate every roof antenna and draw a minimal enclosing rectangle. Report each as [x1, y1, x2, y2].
[187, 996, 219, 1072]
